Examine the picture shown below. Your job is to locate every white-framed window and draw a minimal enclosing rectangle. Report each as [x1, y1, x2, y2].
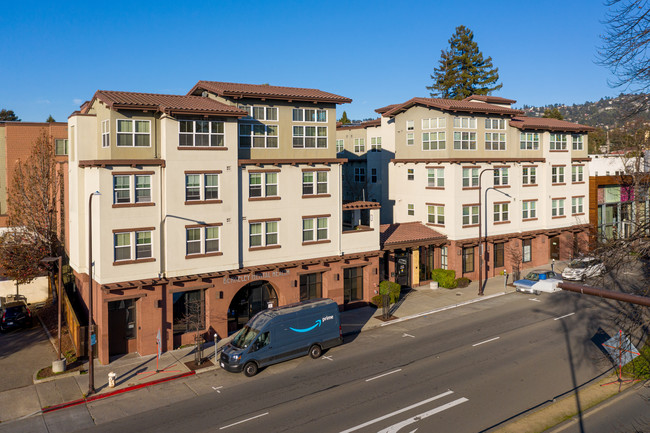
[370, 137, 382, 151]
[407, 168, 414, 181]
[293, 126, 327, 148]
[462, 205, 479, 226]
[186, 225, 220, 255]
[250, 221, 279, 248]
[485, 132, 506, 150]
[520, 132, 539, 150]
[292, 108, 327, 122]
[423, 132, 446, 150]
[354, 167, 365, 183]
[572, 165, 584, 182]
[239, 105, 278, 121]
[406, 120, 414, 131]
[427, 167, 444, 188]
[572, 135, 584, 151]
[550, 133, 567, 150]
[422, 117, 446, 129]
[522, 200, 537, 219]
[185, 173, 219, 202]
[441, 246, 448, 270]
[354, 138, 365, 153]
[239, 123, 278, 148]
[179, 120, 225, 147]
[453, 117, 477, 129]
[371, 168, 377, 183]
[552, 199, 565, 217]
[485, 118, 506, 130]
[101, 120, 110, 148]
[494, 167, 509, 186]
[302, 171, 328, 195]
[114, 230, 152, 262]
[302, 217, 328, 242]
[453, 131, 477, 150]
[462, 167, 479, 188]
[113, 174, 152, 204]
[336, 139, 344, 152]
[427, 204, 445, 225]
[523, 239, 532, 262]
[407, 204, 414, 216]
[572, 196, 584, 214]
[493, 203, 509, 222]
[406, 132, 414, 146]
[522, 167, 537, 185]
[55, 139, 69, 156]
[249, 172, 278, 198]
[552, 166, 565, 184]
[117, 119, 150, 147]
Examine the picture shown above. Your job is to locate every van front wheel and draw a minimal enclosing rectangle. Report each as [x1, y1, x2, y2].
[309, 344, 322, 359]
[243, 361, 258, 377]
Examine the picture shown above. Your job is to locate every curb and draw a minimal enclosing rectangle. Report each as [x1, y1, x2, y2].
[33, 369, 81, 384]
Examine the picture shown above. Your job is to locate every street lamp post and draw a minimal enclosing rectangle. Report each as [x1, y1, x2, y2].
[481, 187, 513, 296]
[87, 191, 100, 395]
[478, 168, 498, 296]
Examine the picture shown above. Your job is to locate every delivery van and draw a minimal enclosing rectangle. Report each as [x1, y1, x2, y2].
[219, 298, 342, 377]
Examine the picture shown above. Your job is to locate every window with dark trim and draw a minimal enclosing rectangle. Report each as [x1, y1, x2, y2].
[494, 243, 504, 268]
[300, 273, 322, 300]
[462, 247, 474, 273]
[172, 290, 205, 334]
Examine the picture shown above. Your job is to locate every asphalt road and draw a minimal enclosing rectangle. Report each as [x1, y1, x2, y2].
[48, 290, 623, 433]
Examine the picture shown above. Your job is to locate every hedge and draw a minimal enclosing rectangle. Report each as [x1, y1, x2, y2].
[431, 268, 457, 289]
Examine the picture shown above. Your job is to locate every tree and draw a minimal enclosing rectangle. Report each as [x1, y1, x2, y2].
[46, 115, 55, 123]
[427, 25, 502, 99]
[0, 109, 20, 121]
[338, 111, 351, 125]
[542, 107, 564, 120]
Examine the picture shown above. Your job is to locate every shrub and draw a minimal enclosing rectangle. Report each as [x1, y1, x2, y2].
[371, 294, 385, 308]
[455, 277, 471, 288]
[431, 268, 457, 288]
[379, 280, 401, 303]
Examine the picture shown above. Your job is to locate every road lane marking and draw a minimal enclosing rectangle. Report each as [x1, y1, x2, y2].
[366, 369, 402, 382]
[403, 333, 415, 338]
[472, 337, 500, 347]
[322, 355, 334, 361]
[377, 398, 469, 433]
[212, 386, 223, 393]
[339, 390, 454, 432]
[554, 312, 575, 321]
[219, 412, 269, 430]
[529, 298, 541, 302]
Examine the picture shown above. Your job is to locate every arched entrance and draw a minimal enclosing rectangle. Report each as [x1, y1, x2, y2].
[227, 280, 278, 335]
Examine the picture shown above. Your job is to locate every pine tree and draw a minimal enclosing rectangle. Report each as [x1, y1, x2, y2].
[46, 115, 55, 123]
[542, 107, 564, 120]
[427, 25, 502, 100]
[339, 111, 351, 125]
[0, 109, 20, 121]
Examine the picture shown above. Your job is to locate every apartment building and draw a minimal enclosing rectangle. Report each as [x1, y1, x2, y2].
[68, 82, 382, 363]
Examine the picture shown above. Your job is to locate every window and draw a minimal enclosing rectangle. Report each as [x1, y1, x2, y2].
[239, 123, 278, 148]
[117, 119, 150, 147]
[354, 167, 365, 183]
[422, 132, 446, 150]
[371, 168, 377, 183]
[550, 133, 567, 150]
[441, 246, 448, 270]
[453, 117, 477, 129]
[493, 203, 509, 222]
[522, 200, 537, 219]
[552, 199, 565, 217]
[336, 139, 344, 152]
[302, 171, 328, 195]
[113, 230, 153, 262]
[172, 290, 204, 334]
[249, 221, 279, 248]
[406, 120, 414, 131]
[186, 225, 220, 256]
[407, 168, 414, 181]
[462, 205, 479, 226]
[249, 172, 278, 198]
[485, 133, 506, 150]
[293, 126, 327, 148]
[572, 165, 584, 183]
[453, 131, 477, 150]
[494, 168, 509, 186]
[354, 138, 365, 153]
[343, 267, 363, 303]
[113, 173, 152, 204]
[427, 204, 444, 225]
[302, 217, 328, 242]
[179, 120, 225, 147]
[185, 173, 219, 202]
[370, 137, 382, 151]
[462, 167, 479, 188]
[422, 117, 446, 129]
[520, 132, 539, 150]
[485, 118, 506, 129]
[494, 243, 504, 268]
[292, 108, 327, 122]
[522, 239, 532, 262]
[101, 120, 110, 148]
[407, 204, 414, 216]
[427, 167, 444, 188]
[572, 196, 584, 214]
[406, 132, 414, 146]
[300, 273, 322, 301]
[522, 167, 537, 185]
[55, 139, 68, 156]
[552, 166, 565, 184]
[572, 135, 584, 150]
[462, 247, 474, 273]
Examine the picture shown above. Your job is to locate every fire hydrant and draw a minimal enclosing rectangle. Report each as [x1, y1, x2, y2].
[108, 372, 116, 388]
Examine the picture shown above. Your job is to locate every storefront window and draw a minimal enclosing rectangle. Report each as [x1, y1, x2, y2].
[172, 290, 205, 334]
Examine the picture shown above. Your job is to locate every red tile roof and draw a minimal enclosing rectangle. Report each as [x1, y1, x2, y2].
[342, 201, 381, 210]
[188, 81, 352, 104]
[382, 97, 524, 117]
[375, 103, 400, 114]
[380, 222, 446, 247]
[337, 118, 381, 130]
[91, 90, 247, 117]
[510, 116, 595, 133]
[462, 95, 517, 105]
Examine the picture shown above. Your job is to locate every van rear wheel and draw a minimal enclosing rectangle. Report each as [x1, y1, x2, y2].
[243, 361, 258, 377]
[309, 344, 322, 359]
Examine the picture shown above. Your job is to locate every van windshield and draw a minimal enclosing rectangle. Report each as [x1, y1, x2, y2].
[231, 325, 260, 349]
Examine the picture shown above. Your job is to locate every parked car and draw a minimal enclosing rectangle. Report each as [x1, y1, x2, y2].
[514, 270, 562, 295]
[561, 257, 605, 281]
[0, 301, 33, 332]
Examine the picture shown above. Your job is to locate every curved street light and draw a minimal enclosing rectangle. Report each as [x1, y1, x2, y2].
[87, 190, 100, 395]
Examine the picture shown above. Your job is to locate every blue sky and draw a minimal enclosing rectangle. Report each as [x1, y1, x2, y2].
[1, 0, 620, 123]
